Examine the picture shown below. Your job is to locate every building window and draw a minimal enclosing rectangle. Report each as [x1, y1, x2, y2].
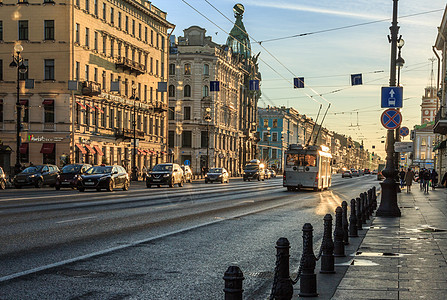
[94, 31, 98, 50]
[184, 63, 191, 75]
[169, 63, 175, 75]
[85, 27, 89, 47]
[44, 100, 54, 123]
[202, 85, 209, 97]
[94, 67, 98, 82]
[184, 85, 191, 97]
[151, 30, 153, 45]
[132, 19, 135, 36]
[22, 100, 29, 123]
[184, 107, 191, 120]
[272, 132, 278, 142]
[168, 107, 174, 120]
[203, 64, 209, 75]
[156, 60, 158, 76]
[182, 131, 192, 148]
[110, 7, 114, 24]
[150, 57, 153, 73]
[85, 64, 89, 81]
[145, 27, 148, 42]
[421, 138, 426, 146]
[118, 12, 122, 29]
[110, 39, 114, 57]
[168, 85, 175, 97]
[168, 131, 174, 148]
[156, 33, 159, 48]
[421, 152, 426, 160]
[161, 36, 165, 51]
[75, 23, 80, 43]
[0, 100, 3, 122]
[201, 131, 208, 148]
[144, 85, 147, 101]
[273, 119, 278, 128]
[263, 119, 268, 128]
[0, 60, 3, 81]
[75, 61, 80, 80]
[102, 71, 106, 90]
[94, 0, 98, 16]
[102, 35, 107, 55]
[44, 20, 54, 40]
[138, 23, 142, 39]
[102, 3, 106, 20]
[125, 16, 129, 33]
[44, 59, 55, 80]
[85, 0, 89, 12]
[0, 21, 3, 41]
[18, 20, 29, 40]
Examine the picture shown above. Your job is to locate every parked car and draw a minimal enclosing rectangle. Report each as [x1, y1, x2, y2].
[243, 160, 265, 181]
[269, 169, 276, 178]
[146, 163, 184, 188]
[181, 165, 193, 183]
[14, 164, 60, 188]
[265, 169, 271, 179]
[371, 169, 378, 175]
[78, 165, 129, 192]
[364, 168, 371, 174]
[351, 169, 360, 177]
[0, 167, 6, 190]
[55, 163, 92, 190]
[342, 170, 352, 178]
[205, 168, 229, 183]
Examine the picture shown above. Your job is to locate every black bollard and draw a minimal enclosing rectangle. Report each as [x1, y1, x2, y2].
[367, 189, 373, 216]
[272, 237, 293, 300]
[320, 214, 335, 274]
[363, 192, 370, 220]
[356, 197, 363, 230]
[349, 199, 358, 237]
[341, 201, 349, 245]
[372, 186, 378, 211]
[360, 193, 367, 224]
[299, 223, 318, 297]
[333, 207, 345, 257]
[223, 266, 244, 300]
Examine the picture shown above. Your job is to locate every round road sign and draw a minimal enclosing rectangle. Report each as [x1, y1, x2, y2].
[381, 109, 402, 130]
[399, 126, 409, 137]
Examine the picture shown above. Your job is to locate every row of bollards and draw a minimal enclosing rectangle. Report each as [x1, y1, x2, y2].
[223, 186, 378, 300]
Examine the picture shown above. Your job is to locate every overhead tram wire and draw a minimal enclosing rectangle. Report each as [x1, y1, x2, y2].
[255, 8, 444, 44]
[180, 0, 322, 108]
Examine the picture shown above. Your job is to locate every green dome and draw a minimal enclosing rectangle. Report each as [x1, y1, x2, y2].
[226, 4, 251, 59]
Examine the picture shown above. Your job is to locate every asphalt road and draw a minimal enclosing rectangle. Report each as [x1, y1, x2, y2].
[0, 174, 380, 299]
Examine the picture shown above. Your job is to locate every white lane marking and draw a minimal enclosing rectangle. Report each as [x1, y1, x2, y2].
[0, 194, 311, 283]
[56, 216, 96, 224]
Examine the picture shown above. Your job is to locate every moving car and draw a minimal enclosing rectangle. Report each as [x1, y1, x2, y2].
[269, 169, 276, 178]
[55, 163, 92, 190]
[342, 170, 352, 178]
[243, 159, 265, 181]
[205, 168, 229, 183]
[14, 164, 60, 188]
[78, 165, 129, 192]
[364, 168, 371, 174]
[351, 169, 360, 177]
[0, 167, 6, 190]
[146, 163, 184, 188]
[181, 165, 193, 183]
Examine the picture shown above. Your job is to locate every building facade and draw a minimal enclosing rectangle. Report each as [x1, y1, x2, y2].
[0, 0, 173, 175]
[168, 5, 260, 176]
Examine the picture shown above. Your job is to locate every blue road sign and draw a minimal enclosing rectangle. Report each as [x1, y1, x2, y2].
[381, 86, 403, 108]
[184, 160, 190, 166]
[210, 81, 220, 92]
[351, 74, 363, 86]
[249, 80, 260, 91]
[293, 77, 304, 88]
[400, 126, 409, 137]
[381, 109, 402, 129]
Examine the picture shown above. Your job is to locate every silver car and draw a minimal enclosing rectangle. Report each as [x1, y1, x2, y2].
[205, 168, 229, 184]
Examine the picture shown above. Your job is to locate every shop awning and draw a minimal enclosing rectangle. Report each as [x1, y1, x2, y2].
[433, 140, 447, 151]
[19, 99, 28, 105]
[76, 144, 87, 154]
[85, 144, 96, 154]
[94, 105, 104, 113]
[19, 143, 29, 154]
[143, 149, 150, 155]
[138, 149, 145, 155]
[42, 99, 54, 105]
[85, 103, 95, 111]
[40, 143, 55, 154]
[93, 145, 104, 156]
[76, 101, 86, 110]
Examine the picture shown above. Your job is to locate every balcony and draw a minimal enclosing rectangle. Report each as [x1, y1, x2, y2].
[433, 106, 447, 134]
[153, 102, 167, 113]
[114, 128, 145, 140]
[115, 56, 146, 75]
[81, 81, 101, 96]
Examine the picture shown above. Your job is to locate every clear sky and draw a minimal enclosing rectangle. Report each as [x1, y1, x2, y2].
[155, 0, 446, 158]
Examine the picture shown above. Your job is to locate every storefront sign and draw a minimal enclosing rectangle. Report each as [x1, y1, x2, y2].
[27, 134, 64, 142]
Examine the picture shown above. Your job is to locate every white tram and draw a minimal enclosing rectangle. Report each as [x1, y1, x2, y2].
[283, 144, 332, 191]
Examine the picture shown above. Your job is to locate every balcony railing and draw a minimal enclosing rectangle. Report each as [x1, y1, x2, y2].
[434, 106, 447, 134]
[153, 102, 167, 113]
[81, 81, 101, 96]
[115, 56, 146, 75]
[114, 128, 145, 140]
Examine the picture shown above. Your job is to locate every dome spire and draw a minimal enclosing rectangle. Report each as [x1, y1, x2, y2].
[226, 4, 251, 59]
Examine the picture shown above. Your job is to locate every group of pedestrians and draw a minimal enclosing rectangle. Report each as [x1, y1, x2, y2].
[398, 168, 438, 194]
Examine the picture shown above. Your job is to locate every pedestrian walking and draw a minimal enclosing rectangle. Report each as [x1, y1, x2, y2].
[430, 169, 438, 190]
[442, 171, 447, 188]
[423, 169, 431, 193]
[404, 168, 415, 193]
[419, 169, 425, 190]
[399, 168, 406, 189]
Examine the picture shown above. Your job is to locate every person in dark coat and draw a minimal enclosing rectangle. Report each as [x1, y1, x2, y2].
[404, 168, 415, 193]
[430, 169, 438, 190]
[399, 169, 406, 189]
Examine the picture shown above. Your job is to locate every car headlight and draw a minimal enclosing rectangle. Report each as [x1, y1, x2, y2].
[29, 174, 36, 178]
[205, 174, 208, 177]
[218, 175, 222, 177]
[163, 174, 170, 177]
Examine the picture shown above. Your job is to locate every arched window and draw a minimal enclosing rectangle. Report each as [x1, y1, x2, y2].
[169, 63, 176, 75]
[184, 85, 191, 97]
[168, 85, 175, 97]
[203, 64, 209, 75]
[184, 63, 191, 75]
[202, 85, 209, 97]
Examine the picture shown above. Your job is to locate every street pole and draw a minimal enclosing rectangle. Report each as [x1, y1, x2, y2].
[377, 0, 401, 217]
[131, 85, 138, 181]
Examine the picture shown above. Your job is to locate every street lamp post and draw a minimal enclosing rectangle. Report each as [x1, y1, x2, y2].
[395, 39, 405, 173]
[10, 44, 28, 175]
[266, 127, 271, 166]
[205, 108, 212, 172]
[130, 84, 139, 181]
[377, 0, 401, 217]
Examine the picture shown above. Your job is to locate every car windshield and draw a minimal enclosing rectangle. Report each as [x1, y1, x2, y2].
[61, 165, 82, 174]
[153, 164, 172, 172]
[244, 164, 259, 170]
[22, 166, 43, 173]
[209, 168, 222, 173]
[85, 166, 113, 174]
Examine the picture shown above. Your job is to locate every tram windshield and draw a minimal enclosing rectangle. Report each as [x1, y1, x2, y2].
[286, 153, 317, 167]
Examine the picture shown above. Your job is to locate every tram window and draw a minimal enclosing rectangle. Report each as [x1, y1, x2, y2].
[306, 155, 316, 167]
[286, 154, 317, 167]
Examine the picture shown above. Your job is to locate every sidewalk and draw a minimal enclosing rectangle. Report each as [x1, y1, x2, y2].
[331, 186, 447, 299]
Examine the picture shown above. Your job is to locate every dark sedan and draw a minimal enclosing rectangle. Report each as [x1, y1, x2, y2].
[55, 163, 92, 190]
[78, 165, 129, 192]
[14, 164, 59, 188]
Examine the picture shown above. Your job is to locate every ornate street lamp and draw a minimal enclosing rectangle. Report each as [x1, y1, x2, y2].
[10, 44, 28, 175]
[266, 126, 271, 164]
[130, 84, 139, 181]
[204, 107, 212, 171]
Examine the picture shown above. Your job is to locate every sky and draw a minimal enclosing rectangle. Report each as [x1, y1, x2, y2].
[155, 0, 446, 158]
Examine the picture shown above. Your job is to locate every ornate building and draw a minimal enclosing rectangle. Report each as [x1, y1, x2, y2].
[0, 0, 173, 175]
[168, 4, 260, 176]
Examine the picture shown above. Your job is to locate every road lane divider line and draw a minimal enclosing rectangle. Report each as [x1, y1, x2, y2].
[56, 216, 96, 224]
[0, 193, 312, 283]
